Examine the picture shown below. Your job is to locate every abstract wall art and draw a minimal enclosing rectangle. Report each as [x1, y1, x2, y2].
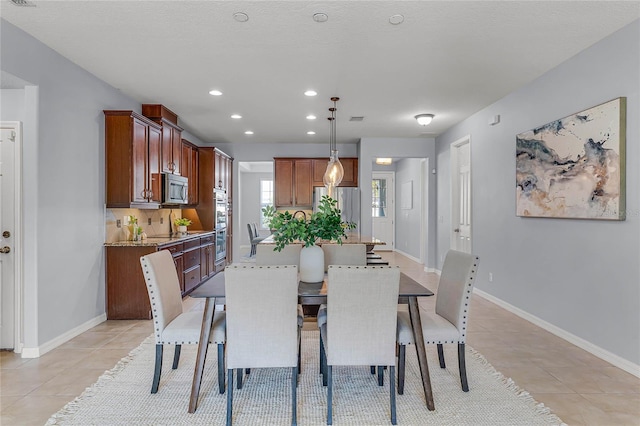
[516, 97, 626, 220]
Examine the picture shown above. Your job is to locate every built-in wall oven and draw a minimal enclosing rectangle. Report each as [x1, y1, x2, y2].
[214, 189, 227, 262]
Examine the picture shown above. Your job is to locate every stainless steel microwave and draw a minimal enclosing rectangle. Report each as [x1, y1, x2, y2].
[162, 173, 188, 205]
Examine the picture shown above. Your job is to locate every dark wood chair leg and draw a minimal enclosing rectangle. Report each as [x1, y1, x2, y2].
[398, 344, 406, 395]
[378, 365, 384, 386]
[151, 344, 163, 394]
[291, 366, 298, 426]
[458, 343, 469, 392]
[245, 368, 251, 374]
[370, 366, 376, 375]
[327, 365, 333, 425]
[437, 344, 446, 368]
[237, 368, 243, 389]
[226, 369, 233, 426]
[172, 344, 181, 369]
[390, 365, 397, 425]
[218, 344, 225, 394]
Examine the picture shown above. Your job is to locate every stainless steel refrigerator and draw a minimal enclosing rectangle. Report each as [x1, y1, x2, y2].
[313, 187, 360, 234]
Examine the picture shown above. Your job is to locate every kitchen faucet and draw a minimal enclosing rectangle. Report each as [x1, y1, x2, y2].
[293, 210, 307, 221]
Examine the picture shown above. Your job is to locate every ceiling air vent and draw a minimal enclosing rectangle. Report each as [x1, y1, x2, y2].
[10, 0, 36, 6]
[349, 116, 364, 122]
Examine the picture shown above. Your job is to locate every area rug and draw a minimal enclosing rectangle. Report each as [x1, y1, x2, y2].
[46, 331, 565, 425]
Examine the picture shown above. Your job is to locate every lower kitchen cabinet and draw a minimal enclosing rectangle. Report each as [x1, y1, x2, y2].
[105, 231, 216, 320]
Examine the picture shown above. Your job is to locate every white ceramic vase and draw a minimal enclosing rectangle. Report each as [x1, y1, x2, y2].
[177, 225, 187, 234]
[299, 244, 325, 283]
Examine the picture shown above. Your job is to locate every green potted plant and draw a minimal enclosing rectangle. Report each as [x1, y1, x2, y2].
[262, 195, 356, 281]
[174, 217, 192, 234]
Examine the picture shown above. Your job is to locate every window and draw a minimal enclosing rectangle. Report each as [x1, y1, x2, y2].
[259, 179, 274, 229]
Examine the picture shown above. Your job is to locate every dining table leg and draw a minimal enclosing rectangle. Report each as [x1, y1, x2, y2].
[188, 297, 216, 413]
[408, 296, 435, 411]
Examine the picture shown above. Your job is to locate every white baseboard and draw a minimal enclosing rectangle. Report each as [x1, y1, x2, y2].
[424, 267, 441, 274]
[20, 313, 107, 358]
[474, 288, 640, 378]
[393, 249, 421, 264]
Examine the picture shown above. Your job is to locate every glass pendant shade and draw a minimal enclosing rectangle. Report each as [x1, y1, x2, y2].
[323, 151, 344, 187]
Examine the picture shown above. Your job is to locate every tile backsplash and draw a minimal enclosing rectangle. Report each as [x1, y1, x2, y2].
[105, 208, 184, 243]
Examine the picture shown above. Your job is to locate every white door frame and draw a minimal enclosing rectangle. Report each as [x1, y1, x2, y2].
[420, 159, 428, 264]
[450, 135, 472, 253]
[1, 121, 23, 352]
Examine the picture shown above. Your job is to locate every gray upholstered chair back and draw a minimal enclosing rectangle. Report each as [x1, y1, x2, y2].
[140, 250, 184, 343]
[326, 265, 400, 366]
[224, 265, 299, 369]
[435, 250, 479, 341]
[322, 243, 367, 272]
[255, 244, 302, 267]
[247, 223, 255, 242]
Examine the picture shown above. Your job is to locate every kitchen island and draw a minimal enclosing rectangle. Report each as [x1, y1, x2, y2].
[104, 231, 216, 319]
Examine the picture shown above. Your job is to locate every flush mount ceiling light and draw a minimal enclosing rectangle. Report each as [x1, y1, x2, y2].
[304, 90, 317, 97]
[209, 89, 223, 96]
[306, 115, 317, 120]
[233, 12, 249, 22]
[230, 114, 242, 119]
[389, 14, 404, 25]
[313, 13, 328, 23]
[415, 113, 435, 126]
[376, 158, 393, 165]
[323, 97, 344, 189]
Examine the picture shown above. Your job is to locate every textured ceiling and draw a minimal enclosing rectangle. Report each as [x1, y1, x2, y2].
[1, 1, 638, 144]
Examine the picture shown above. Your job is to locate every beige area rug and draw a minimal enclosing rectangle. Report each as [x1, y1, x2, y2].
[46, 331, 565, 425]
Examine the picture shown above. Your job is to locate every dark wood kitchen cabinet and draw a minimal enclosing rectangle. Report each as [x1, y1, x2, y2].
[104, 111, 162, 208]
[311, 157, 358, 187]
[274, 158, 312, 207]
[181, 139, 199, 205]
[142, 104, 183, 175]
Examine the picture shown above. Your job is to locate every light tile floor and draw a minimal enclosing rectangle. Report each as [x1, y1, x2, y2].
[1, 252, 638, 425]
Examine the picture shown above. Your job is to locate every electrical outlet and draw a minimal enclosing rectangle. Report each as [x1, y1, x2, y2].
[116, 219, 121, 228]
[160, 217, 164, 224]
[148, 218, 152, 225]
[489, 272, 493, 282]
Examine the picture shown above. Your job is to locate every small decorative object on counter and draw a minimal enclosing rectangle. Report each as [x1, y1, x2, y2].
[174, 217, 192, 235]
[126, 215, 141, 241]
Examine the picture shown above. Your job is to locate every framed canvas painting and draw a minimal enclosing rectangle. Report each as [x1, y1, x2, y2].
[516, 97, 626, 220]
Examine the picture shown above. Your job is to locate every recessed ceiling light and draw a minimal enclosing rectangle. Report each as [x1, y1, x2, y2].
[307, 131, 316, 135]
[233, 12, 249, 22]
[389, 14, 404, 25]
[304, 90, 317, 97]
[306, 115, 317, 120]
[244, 130, 254, 135]
[231, 114, 242, 119]
[313, 13, 328, 23]
[209, 90, 223, 96]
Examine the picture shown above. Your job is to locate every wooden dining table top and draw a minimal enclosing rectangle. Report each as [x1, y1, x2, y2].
[189, 269, 433, 302]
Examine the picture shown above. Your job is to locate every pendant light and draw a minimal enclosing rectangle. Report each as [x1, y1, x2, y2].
[323, 97, 344, 189]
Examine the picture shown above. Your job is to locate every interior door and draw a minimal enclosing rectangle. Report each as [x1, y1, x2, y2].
[371, 172, 394, 251]
[0, 123, 18, 349]
[451, 137, 472, 254]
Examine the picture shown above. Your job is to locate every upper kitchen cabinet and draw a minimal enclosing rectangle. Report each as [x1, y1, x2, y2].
[142, 104, 183, 175]
[274, 158, 313, 207]
[181, 139, 199, 205]
[104, 111, 162, 208]
[311, 157, 358, 187]
[214, 148, 232, 193]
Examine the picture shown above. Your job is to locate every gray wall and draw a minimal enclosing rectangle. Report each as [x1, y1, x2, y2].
[360, 138, 437, 269]
[394, 158, 424, 259]
[0, 20, 207, 350]
[435, 20, 640, 366]
[238, 170, 273, 255]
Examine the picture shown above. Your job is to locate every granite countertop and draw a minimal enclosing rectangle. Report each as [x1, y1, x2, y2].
[105, 230, 215, 247]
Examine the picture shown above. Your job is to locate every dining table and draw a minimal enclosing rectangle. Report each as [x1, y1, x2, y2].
[187, 269, 436, 413]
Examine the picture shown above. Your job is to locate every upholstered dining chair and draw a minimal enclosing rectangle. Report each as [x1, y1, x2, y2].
[396, 250, 479, 394]
[255, 243, 304, 372]
[139, 250, 226, 394]
[224, 264, 300, 426]
[320, 265, 400, 425]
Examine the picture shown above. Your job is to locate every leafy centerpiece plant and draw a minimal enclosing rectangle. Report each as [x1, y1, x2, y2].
[262, 195, 356, 252]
